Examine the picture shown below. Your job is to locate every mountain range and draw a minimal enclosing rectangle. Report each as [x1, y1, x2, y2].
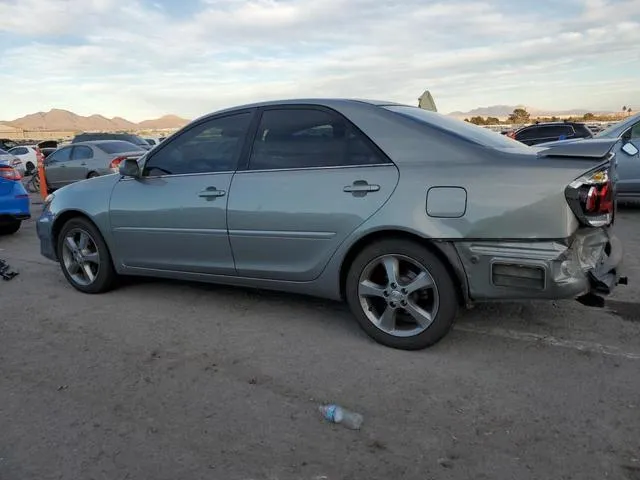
[447, 105, 617, 119]
[0, 109, 190, 132]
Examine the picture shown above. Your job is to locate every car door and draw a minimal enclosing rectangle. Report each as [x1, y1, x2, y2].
[67, 145, 93, 182]
[227, 106, 400, 281]
[44, 146, 73, 189]
[616, 121, 640, 196]
[109, 110, 254, 275]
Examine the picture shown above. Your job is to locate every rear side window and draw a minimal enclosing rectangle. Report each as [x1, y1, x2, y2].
[71, 146, 94, 160]
[541, 125, 574, 137]
[248, 108, 386, 170]
[96, 141, 145, 154]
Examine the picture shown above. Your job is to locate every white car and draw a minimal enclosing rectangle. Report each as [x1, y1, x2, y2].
[7, 145, 38, 174]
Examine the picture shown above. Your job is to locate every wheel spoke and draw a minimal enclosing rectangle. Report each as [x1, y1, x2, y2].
[81, 263, 96, 283]
[378, 306, 397, 331]
[67, 261, 80, 275]
[359, 280, 386, 298]
[403, 300, 433, 328]
[82, 252, 99, 264]
[404, 271, 433, 294]
[381, 256, 399, 286]
[65, 236, 78, 252]
[78, 232, 89, 250]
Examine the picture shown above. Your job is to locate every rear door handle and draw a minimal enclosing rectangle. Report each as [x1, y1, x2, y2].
[198, 186, 226, 198]
[344, 180, 380, 196]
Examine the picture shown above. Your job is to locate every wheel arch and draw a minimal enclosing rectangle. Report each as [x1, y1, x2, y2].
[52, 210, 106, 255]
[338, 229, 469, 306]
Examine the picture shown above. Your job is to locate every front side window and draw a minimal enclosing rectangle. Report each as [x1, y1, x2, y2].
[627, 122, 640, 140]
[143, 112, 251, 176]
[249, 108, 385, 170]
[71, 146, 93, 160]
[47, 147, 72, 163]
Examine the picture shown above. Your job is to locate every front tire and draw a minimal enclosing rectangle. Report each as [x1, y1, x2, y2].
[0, 221, 21, 235]
[56, 217, 116, 293]
[345, 239, 459, 350]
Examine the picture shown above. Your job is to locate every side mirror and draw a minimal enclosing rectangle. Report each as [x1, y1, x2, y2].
[621, 142, 639, 156]
[119, 159, 141, 177]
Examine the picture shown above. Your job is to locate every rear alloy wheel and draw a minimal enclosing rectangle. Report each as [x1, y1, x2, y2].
[346, 239, 458, 350]
[0, 221, 21, 235]
[57, 218, 116, 293]
[25, 162, 35, 175]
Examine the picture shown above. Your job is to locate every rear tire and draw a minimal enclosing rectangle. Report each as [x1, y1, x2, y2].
[56, 217, 117, 293]
[0, 221, 21, 235]
[25, 162, 35, 175]
[87, 172, 99, 179]
[345, 239, 459, 350]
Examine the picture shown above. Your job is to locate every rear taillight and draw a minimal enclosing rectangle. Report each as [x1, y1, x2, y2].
[109, 156, 125, 171]
[0, 166, 22, 181]
[565, 165, 614, 227]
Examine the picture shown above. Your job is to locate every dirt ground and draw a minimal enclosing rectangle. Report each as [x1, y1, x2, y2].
[1, 197, 639, 480]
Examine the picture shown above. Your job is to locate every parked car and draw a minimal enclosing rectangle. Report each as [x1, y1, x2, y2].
[540, 113, 640, 199]
[72, 133, 151, 150]
[0, 159, 29, 234]
[512, 121, 593, 146]
[0, 139, 18, 151]
[0, 148, 23, 174]
[37, 99, 624, 350]
[44, 140, 146, 190]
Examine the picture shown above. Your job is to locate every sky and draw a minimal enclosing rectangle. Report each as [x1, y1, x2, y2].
[0, 0, 639, 121]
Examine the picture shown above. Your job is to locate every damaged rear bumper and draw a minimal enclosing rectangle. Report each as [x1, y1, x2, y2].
[454, 227, 624, 302]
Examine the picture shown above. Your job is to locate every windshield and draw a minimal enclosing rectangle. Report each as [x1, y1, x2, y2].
[384, 105, 524, 149]
[96, 141, 145, 154]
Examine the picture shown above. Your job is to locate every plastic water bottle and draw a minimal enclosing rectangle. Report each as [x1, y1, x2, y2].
[319, 404, 363, 430]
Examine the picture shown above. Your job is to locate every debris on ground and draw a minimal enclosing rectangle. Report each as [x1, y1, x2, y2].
[0, 258, 18, 281]
[319, 404, 363, 430]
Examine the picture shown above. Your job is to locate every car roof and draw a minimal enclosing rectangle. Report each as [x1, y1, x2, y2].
[196, 98, 405, 121]
[72, 140, 136, 146]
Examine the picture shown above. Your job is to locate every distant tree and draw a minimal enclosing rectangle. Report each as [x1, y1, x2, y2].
[469, 116, 486, 125]
[485, 116, 500, 125]
[628, 107, 633, 116]
[583, 112, 595, 120]
[464, 118, 470, 122]
[509, 108, 530, 124]
[551, 116, 559, 122]
[623, 106, 628, 114]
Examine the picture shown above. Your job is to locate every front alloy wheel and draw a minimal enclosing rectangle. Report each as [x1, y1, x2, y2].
[61, 229, 101, 286]
[57, 217, 116, 293]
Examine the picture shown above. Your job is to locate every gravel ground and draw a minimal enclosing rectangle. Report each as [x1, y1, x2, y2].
[1, 196, 639, 480]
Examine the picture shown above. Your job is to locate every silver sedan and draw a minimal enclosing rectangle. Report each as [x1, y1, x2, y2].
[36, 99, 625, 350]
[44, 140, 146, 190]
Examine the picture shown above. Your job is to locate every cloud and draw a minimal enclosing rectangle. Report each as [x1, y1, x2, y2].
[0, 0, 639, 120]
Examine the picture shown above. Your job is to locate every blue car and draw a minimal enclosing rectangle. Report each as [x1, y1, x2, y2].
[0, 160, 30, 234]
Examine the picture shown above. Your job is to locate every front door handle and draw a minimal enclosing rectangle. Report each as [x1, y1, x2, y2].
[344, 180, 380, 196]
[198, 186, 226, 199]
